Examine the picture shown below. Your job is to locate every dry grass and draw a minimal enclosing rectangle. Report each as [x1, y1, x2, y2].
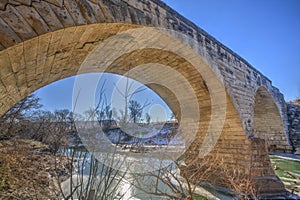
[0, 139, 70, 199]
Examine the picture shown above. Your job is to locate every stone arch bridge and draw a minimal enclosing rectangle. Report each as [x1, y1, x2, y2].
[0, 0, 293, 194]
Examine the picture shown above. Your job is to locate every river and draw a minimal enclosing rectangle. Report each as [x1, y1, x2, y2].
[59, 148, 195, 199]
[59, 147, 300, 199]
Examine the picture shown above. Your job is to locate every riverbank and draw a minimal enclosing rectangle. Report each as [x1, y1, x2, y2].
[0, 139, 71, 199]
[270, 152, 300, 161]
[269, 153, 300, 197]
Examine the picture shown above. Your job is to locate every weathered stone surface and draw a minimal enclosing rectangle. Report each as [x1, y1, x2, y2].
[287, 101, 300, 154]
[44, 0, 63, 8]
[0, 1, 9, 11]
[11, 0, 32, 6]
[32, 1, 64, 31]
[48, 2, 76, 28]
[15, 5, 50, 35]
[0, 17, 22, 48]
[0, 5, 37, 40]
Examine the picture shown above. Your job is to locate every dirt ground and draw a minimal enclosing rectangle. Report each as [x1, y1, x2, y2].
[0, 139, 70, 200]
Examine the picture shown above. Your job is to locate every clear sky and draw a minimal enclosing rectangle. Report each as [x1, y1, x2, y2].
[35, 0, 300, 112]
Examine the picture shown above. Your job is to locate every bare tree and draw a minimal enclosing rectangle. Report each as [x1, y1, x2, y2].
[129, 153, 227, 200]
[56, 99, 131, 200]
[129, 100, 143, 123]
[219, 162, 258, 200]
[113, 76, 149, 126]
[56, 146, 132, 200]
[104, 105, 113, 121]
[0, 94, 41, 140]
[131, 160, 195, 199]
[26, 110, 54, 141]
[84, 108, 97, 121]
[145, 113, 151, 124]
[46, 109, 73, 154]
[138, 149, 260, 200]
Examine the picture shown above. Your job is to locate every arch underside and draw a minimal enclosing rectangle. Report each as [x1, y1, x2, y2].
[254, 87, 291, 152]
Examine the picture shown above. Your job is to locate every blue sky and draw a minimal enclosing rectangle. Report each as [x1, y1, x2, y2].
[35, 0, 300, 112]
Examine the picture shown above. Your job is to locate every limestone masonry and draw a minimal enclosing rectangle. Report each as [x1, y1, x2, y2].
[0, 0, 296, 194]
[287, 100, 300, 154]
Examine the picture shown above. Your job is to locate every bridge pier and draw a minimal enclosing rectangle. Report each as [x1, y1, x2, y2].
[182, 136, 286, 197]
[180, 93, 288, 197]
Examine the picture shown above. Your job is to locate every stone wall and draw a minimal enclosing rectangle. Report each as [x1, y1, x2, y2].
[287, 100, 300, 154]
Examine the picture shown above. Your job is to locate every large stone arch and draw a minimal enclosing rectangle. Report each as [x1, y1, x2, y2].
[0, 0, 288, 194]
[0, 23, 286, 195]
[253, 86, 291, 152]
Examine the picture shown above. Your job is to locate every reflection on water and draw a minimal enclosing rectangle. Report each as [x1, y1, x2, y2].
[60, 148, 188, 199]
